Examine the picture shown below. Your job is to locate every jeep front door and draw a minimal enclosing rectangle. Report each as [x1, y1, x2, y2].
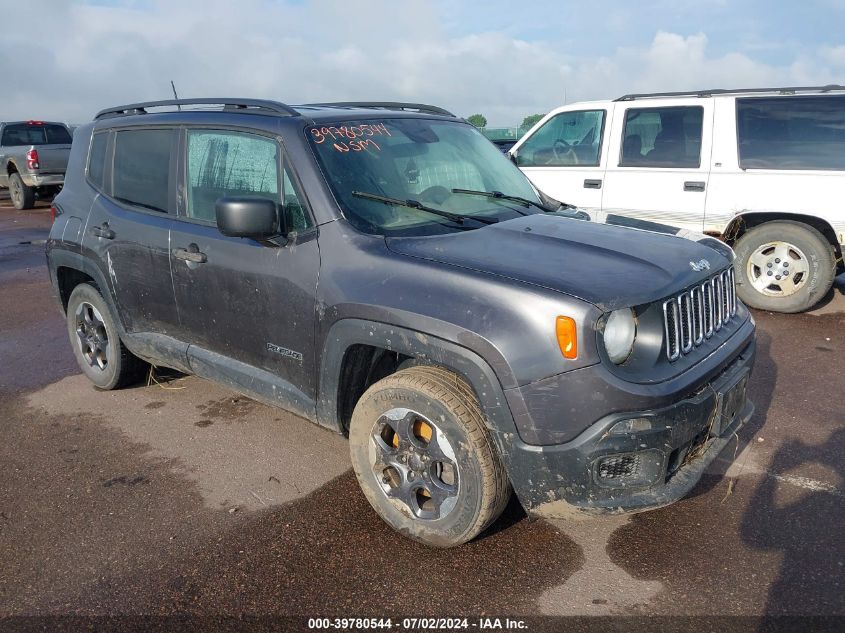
[169, 128, 319, 412]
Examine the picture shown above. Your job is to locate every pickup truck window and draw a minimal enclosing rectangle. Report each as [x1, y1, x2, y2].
[737, 95, 845, 170]
[186, 129, 279, 223]
[515, 110, 605, 167]
[113, 129, 174, 213]
[620, 106, 703, 168]
[1, 123, 71, 146]
[308, 118, 541, 236]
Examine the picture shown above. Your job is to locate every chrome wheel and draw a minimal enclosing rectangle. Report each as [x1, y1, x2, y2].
[74, 301, 111, 371]
[746, 241, 809, 298]
[371, 408, 459, 520]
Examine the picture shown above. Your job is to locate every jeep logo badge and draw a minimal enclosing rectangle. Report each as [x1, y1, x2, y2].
[689, 259, 711, 272]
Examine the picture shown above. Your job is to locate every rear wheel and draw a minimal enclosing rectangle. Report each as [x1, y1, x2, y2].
[349, 366, 510, 548]
[8, 172, 35, 210]
[66, 283, 147, 389]
[734, 220, 836, 313]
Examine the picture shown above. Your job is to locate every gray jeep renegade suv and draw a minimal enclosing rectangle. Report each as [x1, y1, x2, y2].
[47, 98, 755, 547]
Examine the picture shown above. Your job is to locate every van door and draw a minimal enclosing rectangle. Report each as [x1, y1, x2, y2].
[601, 100, 714, 231]
[512, 107, 610, 213]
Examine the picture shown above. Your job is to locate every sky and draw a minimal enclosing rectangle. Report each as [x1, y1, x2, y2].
[2, 0, 844, 126]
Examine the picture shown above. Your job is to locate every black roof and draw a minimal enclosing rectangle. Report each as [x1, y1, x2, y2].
[94, 98, 457, 121]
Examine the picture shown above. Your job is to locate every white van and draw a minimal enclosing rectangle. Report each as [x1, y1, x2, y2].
[510, 86, 845, 313]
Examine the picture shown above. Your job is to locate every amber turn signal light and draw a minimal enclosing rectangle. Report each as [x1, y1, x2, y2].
[556, 316, 577, 359]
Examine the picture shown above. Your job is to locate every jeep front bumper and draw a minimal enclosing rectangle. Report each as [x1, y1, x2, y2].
[501, 338, 756, 518]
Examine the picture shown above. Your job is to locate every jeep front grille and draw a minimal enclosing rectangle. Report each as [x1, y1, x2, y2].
[663, 268, 736, 361]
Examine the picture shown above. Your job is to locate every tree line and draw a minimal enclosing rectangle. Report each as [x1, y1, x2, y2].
[465, 113, 544, 130]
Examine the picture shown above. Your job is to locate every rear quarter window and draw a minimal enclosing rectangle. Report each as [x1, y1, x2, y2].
[737, 95, 845, 170]
[87, 132, 109, 191]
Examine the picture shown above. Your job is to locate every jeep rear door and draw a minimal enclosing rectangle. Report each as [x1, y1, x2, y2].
[512, 107, 610, 213]
[600, 100, 714, 231]
[168, 127, 320, 415]
[83, 127, 182, 339]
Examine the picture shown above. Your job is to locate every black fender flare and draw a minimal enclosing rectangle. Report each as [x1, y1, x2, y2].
[317, 318, 520, 439]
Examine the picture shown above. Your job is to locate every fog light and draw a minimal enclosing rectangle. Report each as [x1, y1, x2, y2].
[610, 417, 653, 435]
[593, 449, 665, 488]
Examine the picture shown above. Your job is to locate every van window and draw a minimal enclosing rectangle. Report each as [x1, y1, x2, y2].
[620, 106, 703, 168]
[113, 129, 174, 213]
[516, 110, 605, 167]
[87, 132, 108, 191]
[186, 130, 279, 223]
[737, 95, 845, 170]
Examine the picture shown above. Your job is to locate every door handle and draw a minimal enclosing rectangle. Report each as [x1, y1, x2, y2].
[684, 181, 706, 192]
[173, 245, 207, 264]
[88, 222, 115, 239]
[583, 179, 602, 189]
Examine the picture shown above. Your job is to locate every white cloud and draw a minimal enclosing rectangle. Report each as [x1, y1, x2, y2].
[0, 2, 842, 126]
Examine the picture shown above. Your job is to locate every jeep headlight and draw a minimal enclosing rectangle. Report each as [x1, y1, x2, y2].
[603, 309, 636, 364]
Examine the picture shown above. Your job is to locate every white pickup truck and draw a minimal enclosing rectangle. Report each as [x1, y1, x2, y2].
[510, 86, 845, 313]
[0, 120, 72, 210]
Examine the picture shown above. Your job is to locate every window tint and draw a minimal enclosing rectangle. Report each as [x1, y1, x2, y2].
[187, 130, 279, 223]
[516, 110, 605, 167]
[1, 123, 72, 146]
[737, 96, 845, 170]
[87, 132, 108, 191]
[282, 163, 312, 232]
[113, 129, 173, 213]
[620, 106, 703, 167]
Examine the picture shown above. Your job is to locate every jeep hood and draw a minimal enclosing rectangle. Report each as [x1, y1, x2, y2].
[385, 214, 731, 311]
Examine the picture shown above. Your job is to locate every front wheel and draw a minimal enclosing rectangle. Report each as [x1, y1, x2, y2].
[734, 220, 836, 313]
[349, 366, 510, 548]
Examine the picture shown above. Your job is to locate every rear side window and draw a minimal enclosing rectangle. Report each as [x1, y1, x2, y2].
[186, 129, 279, 223]
[1, 123, 72, 146]
[620, 106, 703, 167]
[87, 132, 108, 191]
[113, 129, 174, 213]
[737, 96, 845, 170]
[516, 110, 605, 167]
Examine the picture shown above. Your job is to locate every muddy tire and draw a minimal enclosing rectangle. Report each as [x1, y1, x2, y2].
[734, 221, 836, 313]
[349, 366, 510, 548]
[66, 283, 147, 389]
[9, 172, 35, 210]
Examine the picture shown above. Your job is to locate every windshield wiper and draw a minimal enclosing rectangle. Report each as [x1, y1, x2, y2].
[451, 188, 563, 213]
[351, 191, 497, 225]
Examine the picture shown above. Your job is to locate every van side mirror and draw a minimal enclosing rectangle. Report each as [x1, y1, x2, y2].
[215, 197, 283, 239]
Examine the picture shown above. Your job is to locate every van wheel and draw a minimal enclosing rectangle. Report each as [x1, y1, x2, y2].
[66, 283, 147, 389]
[734, 221, 836, 313]
[349, 366, 510, 548]
[9, 172, 35, 210]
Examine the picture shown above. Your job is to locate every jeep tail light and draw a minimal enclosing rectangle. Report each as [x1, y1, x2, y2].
[26, 148, 40, 170]
[50, 205, 61, 222]
[556, 316, 578, 359]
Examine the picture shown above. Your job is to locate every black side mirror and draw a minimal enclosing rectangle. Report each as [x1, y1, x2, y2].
[215, 197, 283, 239]
[508, 151, 518, 166]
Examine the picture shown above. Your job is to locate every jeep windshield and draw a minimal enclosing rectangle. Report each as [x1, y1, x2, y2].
[307, 118, 543, 236]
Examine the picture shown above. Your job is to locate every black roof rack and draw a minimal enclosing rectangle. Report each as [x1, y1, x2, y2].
[94, 98, 300, 120]
[301, 101, 456, 117]
[614, 85, 845, 101]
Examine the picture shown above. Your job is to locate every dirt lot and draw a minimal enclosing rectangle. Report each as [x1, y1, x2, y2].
[0, 197, 843, 630]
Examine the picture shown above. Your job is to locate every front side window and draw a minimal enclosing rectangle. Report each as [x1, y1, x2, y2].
[620, 106, 703, 168]
[737, 95, 845, 170]
[1, 123, 72, 146]
[113, 129, 174, 213]
[516, 110, 605, 167]
[308, 118, 542, 236]
[186, 130, 279, 223]
[282, 162, 312, 232]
